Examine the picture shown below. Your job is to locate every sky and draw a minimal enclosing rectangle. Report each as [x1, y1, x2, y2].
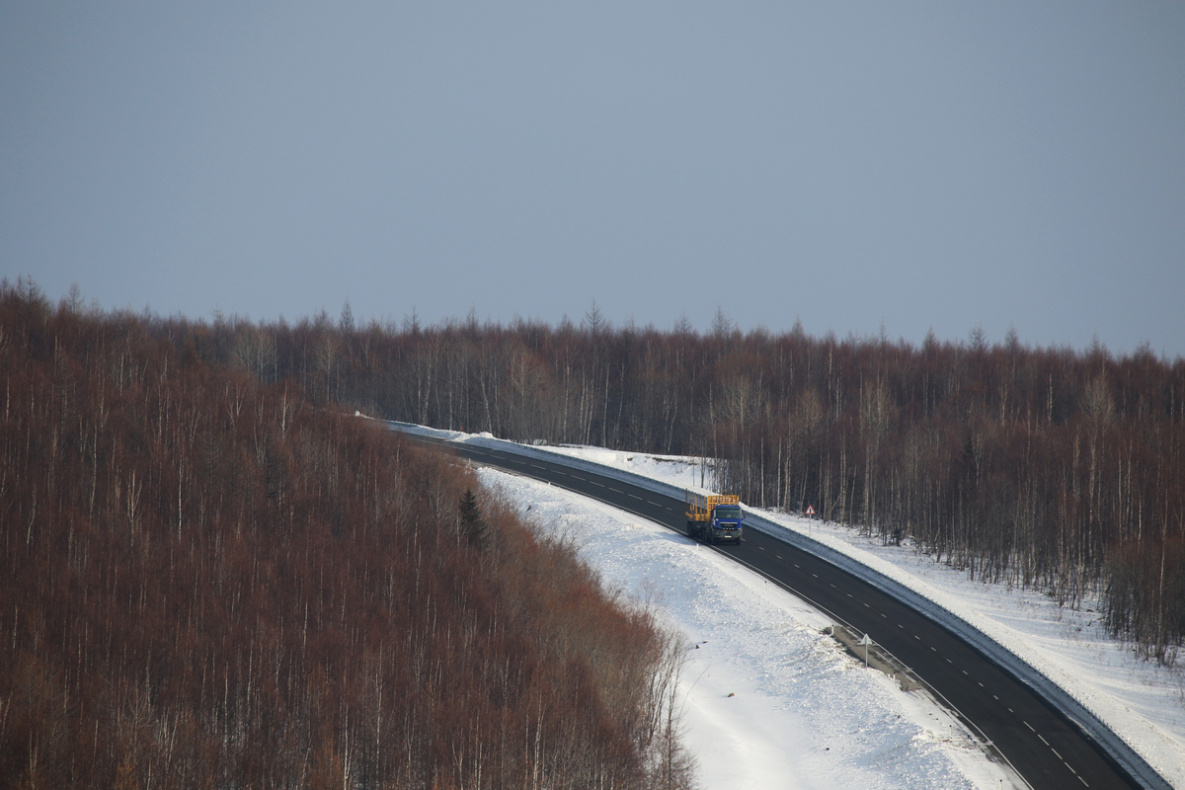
[3, 1, 1184, 358]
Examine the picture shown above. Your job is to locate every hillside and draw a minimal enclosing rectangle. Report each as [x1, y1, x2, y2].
[0, 281, 691, 789]
[212, 304, 1185, 663]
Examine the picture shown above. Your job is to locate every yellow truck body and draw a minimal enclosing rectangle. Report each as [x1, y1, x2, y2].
[685, 492, 740, 522]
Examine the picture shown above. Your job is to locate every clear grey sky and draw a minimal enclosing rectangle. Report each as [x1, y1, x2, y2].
[3, 2, 1183, 357]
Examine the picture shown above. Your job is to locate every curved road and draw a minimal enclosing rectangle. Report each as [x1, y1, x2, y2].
[401, 430, 1156, 790]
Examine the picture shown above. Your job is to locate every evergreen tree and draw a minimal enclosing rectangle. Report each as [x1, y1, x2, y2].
[459, 488, 489, 552]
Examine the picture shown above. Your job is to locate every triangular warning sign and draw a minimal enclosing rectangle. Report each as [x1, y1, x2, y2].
[805, 505, 816, 516]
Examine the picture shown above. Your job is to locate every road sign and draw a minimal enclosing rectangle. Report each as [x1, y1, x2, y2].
[860, 633, 872, 666]
[805, 505, 815, 516]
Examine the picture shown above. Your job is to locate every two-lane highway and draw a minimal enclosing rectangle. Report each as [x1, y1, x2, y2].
[401, 430, 1156, 790]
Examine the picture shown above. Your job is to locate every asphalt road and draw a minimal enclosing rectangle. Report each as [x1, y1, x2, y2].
[403, 431, 1149, 790]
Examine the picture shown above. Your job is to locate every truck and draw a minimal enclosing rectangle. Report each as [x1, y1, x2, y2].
[686, 492, 744, 544]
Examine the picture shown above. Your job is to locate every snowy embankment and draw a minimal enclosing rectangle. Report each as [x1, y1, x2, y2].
[538, 444, 1185, 789]
[385, 422, 1183, 788]
[476, 467, 1009, 790]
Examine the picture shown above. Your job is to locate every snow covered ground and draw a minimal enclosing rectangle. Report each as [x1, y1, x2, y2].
[476, 466, 1014, 786]
[382, 421, 1183, 788]
[478, 466, 1013, 789]
[531, 445, 1185, 789]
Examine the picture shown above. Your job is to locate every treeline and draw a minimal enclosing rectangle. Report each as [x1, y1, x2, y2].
[193, 302, 1184, 664]
[0, 281, 694, 789]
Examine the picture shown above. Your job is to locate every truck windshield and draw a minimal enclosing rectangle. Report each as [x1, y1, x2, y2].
[715, 506, 742, 521]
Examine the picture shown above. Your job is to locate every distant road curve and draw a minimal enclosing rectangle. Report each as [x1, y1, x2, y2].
[389, 422, 1170, 790]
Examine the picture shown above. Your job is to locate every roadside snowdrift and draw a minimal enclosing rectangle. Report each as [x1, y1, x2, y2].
[478, 468, 1010, 790]
[384, 422, 1183, 787]
[541, 444, 1185, 788]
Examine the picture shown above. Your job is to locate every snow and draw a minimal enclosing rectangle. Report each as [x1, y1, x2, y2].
[475, 467, 1014, 789]
[535, 444, 1185, 789]
[383, 421, 1184, 788]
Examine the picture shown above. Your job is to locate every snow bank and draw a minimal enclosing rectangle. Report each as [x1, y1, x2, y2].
[477, 468, 1012, 790]
[384, 422, 1182, 788]
[537, 442, 1185, 789]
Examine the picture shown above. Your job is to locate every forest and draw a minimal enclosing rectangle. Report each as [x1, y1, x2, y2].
[0, 281, 694, 789]
[4, 277, 1183, 786]
[212, 300, 1184, 665]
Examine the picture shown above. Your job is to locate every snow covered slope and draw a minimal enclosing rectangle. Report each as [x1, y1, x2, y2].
[384, 421, 1183, 787]
[478, 467, 1014, 789]
[538, 445, 1185, 788]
